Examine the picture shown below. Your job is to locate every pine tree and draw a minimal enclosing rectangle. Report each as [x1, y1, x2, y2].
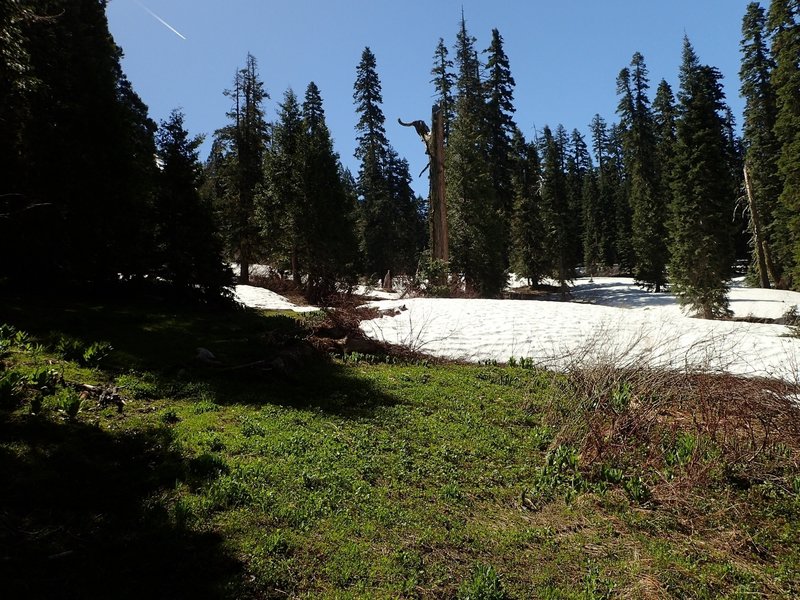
[768, 0, 800, 287]
[155, 110, 230, 298]
[300, 82, 359, 301]
[653, 79, 678, 195]
[5, 0, 159, 284]
[212, 53, 270, 284]
[258, 88, 304, 281]
[0, 0, 34, 196]
[540, 125, 573, 296]
[617, 53, 669, 291]
[566, 129, 591, 272]
[581, 169, 603, 278]
[669, 37, 737, 318]
[609, 123, 634, 271]
[447, 13, 506, 296]
[484, 28, 517, 267]
[588, 114, 618, 267]
[353, 47, 422, 278]
[430, 38, 455, 142]
[509, 128, 548, 284]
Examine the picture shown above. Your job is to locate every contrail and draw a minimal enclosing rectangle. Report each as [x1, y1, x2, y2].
[133, 0, 187, 40]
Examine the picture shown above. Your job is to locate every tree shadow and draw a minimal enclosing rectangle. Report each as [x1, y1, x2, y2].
[0, 414, 243, 600]
[570, 279, 678, 309]
[0, 289, 403, 418]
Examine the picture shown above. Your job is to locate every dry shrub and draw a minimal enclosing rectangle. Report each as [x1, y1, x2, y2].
[544, 357, 800, 505]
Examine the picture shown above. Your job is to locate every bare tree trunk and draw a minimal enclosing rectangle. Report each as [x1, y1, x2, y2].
[239, 253, 250, 285]
[743, 163, 778, 288]
[430, 104, 448, 265]
[292, 246, 300, 285]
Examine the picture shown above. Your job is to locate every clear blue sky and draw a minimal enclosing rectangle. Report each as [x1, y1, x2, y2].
[107, 0, 762, 196]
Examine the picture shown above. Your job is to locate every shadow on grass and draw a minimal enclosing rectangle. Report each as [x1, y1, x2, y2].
[0, 290, 402, 418]
[0, 414, 243, 600]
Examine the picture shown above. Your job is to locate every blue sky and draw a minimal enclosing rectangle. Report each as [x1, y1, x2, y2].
[107, 0, 762, 196]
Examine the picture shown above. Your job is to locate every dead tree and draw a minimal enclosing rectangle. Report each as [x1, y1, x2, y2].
[398, 104, 448, 265]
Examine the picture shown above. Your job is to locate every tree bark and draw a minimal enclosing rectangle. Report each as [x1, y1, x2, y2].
[743, 163, 778, 288]
[430, 104, 449, 266]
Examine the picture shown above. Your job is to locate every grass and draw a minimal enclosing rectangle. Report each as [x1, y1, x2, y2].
[1, 291, 799, 598]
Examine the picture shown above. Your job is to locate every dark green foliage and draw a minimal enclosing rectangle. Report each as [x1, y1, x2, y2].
[431, 37, 455, 141]
[259, 88, 305, 281]
[566, 129, 591, 272]
[768, 0, 800, 286]
[588, 114, 620, 268]
[299, 82, 359, 301]
[509, 129, 549, 284]
[540, 126, 574, 295]
[0, 0, 34, 215]
[669, 38, 737, 318]
[484, 28, 517, 267]
[353, 47, 424, 278]
[208, 53, 270, 284]
[582, 169, 604, 277]
[447, 15, 506, 296]
[609, 124, 634, 271]
[1, 0, 159, 284]
[155, 110, 231, 298]
[617, 53, 669, 291]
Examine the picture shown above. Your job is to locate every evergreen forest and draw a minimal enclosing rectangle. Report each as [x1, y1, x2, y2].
[3, 3, 800, 598]
[1, 1, 799, 319]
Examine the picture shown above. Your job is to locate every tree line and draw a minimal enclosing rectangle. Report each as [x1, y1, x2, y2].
[1, 1, 798, 318]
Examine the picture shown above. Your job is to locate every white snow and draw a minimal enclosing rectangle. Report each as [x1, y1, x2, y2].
[229, 272, 800, 381]
[359, 277, 800, 381]
[233, 285, 320, 313]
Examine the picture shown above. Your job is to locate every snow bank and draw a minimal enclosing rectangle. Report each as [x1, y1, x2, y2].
[360, 277, 800, 380]
[233, 285, 320, 313]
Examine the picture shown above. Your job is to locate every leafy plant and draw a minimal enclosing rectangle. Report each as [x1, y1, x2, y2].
[55, 335, 85, 362]
[623, 474, 651, 504]
[25, 367, 61, 393]
[457, 563, 508, 600]
[47, 386, 84, 420]
[525, 444, 587, 507]
[82, 341, 113, 367]
[0, 370, 25, 409]
[610, 381, 632, 413]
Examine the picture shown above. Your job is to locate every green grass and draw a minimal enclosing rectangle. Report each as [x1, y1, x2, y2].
[1, 293, 798, 598]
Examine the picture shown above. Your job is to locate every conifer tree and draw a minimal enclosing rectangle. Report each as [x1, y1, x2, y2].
[588, 114, 619, 267]
[609, 123, 634, 271]
[484, 28, 517, 266]
[617, 53, 669, 291]
[669, 37, 737, 318]
[300, 82, 359, 301]
[212, 53, 270, 284]
[581, 169, 603, 278]
[353, 47, 423, 278]
[653, 79, 678, 193]
[155, 110, 230, 298]
[430, 38, 455, 142]
[259, 88, 304, 282]
[767, 0, 800, 286]
[540, 125, 573, 295]
[509, 128, 548, 284]
[447, 14, 506, 296]
[566, 129, 591, 271]
[354, 46, 390, 277]
[5, 0, 159, 284]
